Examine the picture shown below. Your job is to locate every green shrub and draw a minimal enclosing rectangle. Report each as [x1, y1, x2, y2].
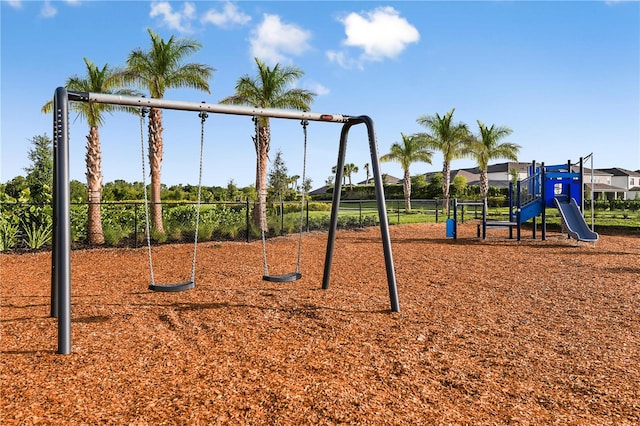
[21, 218, 52, 250]
[102, 223, 127, 246]
[0, 218, 19, 251]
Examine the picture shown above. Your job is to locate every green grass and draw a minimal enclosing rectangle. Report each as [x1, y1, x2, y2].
[306, 204, 640, 230]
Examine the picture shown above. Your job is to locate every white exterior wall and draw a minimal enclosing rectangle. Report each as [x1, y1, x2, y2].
[611, 175, 631, 190]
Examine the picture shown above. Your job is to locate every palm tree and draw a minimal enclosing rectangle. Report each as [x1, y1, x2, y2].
[416, 108, 470, 214]
[331, 165, 347, 187]
[463, 121, 520, 199]
[380, 133, 433, 212]
[42, 58, 139, 245]
[364, 163, 371, 184]
[122, 28, 214, 233]
[220, 57, 315, 231]
[344, 163, 359, 190]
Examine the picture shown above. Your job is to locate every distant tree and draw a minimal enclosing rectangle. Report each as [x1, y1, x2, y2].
[364, 163, 371, 184]
[220, 57, 315, 231]
[416, 109, 470, 214]
[289, 174, 300, 191]
[226, 179, 242, 201]
[331, 165, 347, 187]
[425, 173, 444, 199]
[344, 163, 359, 190]
[122, 28, 214, 234]
[302, 177, 313, 195]
[451, 175, 468, 198]
[268, 150, 290, 201]
[164, 185, 186, 201]
[411, 174, 427, 198]
[463, 121, 520, 199]
[325, 176, 335, 188]
[102, 180, 141, 201]
[380, 133, 433, 212]
[70, 180, 88, 203]
[24, 134, 53, 204]
[4, 175, 28, 200]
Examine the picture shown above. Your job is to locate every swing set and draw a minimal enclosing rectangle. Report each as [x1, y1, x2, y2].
[50, 87, 400, 354]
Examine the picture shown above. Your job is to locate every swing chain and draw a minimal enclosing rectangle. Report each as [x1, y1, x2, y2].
[191, 110, 208, 282]
[139, 107, 155, 286]
[296, 120, 309, 273]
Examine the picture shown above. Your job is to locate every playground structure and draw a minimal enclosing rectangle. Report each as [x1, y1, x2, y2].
[449, 158, 599, 243]
[50, 87, 400, 354]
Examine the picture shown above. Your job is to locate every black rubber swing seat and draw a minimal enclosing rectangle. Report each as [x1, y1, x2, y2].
[262, 272, 302, 283]
[149, 281, 195, 292]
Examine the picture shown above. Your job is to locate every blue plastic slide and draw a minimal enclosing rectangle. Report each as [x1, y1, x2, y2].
[553, 198, 599, 242]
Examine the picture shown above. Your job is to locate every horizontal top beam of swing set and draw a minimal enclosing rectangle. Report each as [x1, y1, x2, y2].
[64, 89, 353, 123]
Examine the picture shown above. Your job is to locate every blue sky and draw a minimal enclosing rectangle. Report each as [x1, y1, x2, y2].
[1, 0, 639, 190]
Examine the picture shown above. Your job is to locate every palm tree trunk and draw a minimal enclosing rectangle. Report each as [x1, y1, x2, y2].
[255, 124, 270, 232]
[442, 161, 451, 215]
[148, 107, 164, 234]
[480, 169, 489, 200]
[86, 127, 104, 245]
[403, 169, 412, 212]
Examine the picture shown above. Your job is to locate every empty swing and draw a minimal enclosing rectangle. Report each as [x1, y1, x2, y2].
[139, 107, 208, 292]
[256, 117, 309, 283]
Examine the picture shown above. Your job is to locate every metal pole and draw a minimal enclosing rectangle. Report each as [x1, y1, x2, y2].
[541, 163, 547, 241]
[453, 199, 458, 240]
[322, 117, 399, 312]
[322, 124, 349, 290]
[53, 87, 71, 354]
[482, 198, 487, 239]
[590, 153, 595, 230]
[51, 91, 59, 319]
[362, 116, 399, 312]
[517, 180, 522, 241]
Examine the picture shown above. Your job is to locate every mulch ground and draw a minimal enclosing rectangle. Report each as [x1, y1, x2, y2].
[1, 222, 639, 425]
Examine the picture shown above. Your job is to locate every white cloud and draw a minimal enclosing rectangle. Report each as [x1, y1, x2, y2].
[326, 50, 361, 70]
[202, 1, 250, 28]
[150, 1, 196, 34]
[329, 6, 419, 69]
[307, 81, 330, 96]
[40, 0, 57, 18]
[9, 0, 80, 14]
[250, 14, 312, 65]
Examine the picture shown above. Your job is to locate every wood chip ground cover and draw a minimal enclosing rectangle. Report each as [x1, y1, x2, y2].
[1, 223, 639, 424]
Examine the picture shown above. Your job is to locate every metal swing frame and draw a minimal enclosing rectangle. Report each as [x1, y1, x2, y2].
[50, 88, 400, 354]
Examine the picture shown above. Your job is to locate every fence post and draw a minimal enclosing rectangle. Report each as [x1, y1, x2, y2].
[280, 200, 285, 235]
[245, 200, 250, 243]
[134, 203, 138, 248]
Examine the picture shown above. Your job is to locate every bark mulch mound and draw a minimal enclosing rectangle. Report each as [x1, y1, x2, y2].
[1, 223, 639, 425]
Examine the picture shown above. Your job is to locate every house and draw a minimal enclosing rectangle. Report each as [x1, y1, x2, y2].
[310, 174, 402, 196]
[357, 174, 402, 185]
[595, 168, 640, 200]
[421, 162, 532, 189]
